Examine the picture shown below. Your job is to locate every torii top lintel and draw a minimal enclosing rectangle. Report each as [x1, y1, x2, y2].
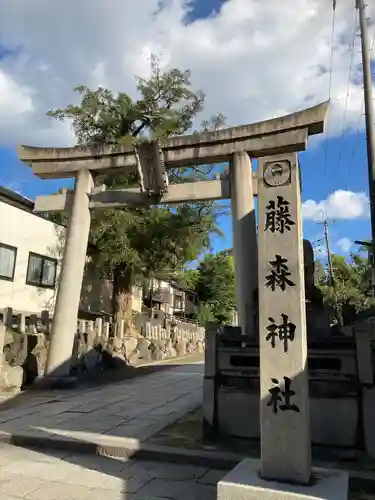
[17, 101, 329, 180]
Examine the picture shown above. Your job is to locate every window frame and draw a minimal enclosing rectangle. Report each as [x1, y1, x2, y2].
[26, 251, 57, 289]
[0, 242, 17, 282]
[174, 295, 183, 310]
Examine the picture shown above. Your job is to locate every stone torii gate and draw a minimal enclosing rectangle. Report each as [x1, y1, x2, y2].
[17, 101, 329, 382]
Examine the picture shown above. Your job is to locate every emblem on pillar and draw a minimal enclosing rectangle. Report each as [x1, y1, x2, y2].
[263, 160, 291, 188]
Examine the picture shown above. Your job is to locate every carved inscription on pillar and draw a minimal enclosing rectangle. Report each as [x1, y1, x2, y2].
[258, 153, 311, 485]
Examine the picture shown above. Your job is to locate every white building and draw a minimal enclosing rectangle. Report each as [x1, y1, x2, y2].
[0, 186, 115, 315]
[0, 186, 196, 319]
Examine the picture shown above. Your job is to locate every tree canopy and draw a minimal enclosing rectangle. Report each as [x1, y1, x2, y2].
[178, 251, 236, 325]
[315, 252, 375, 324]
[47, 55, 225, 328]
[176, 248, 375, 328]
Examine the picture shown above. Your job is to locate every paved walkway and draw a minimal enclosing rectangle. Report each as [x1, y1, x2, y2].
[0, 362, 204, 447]
[0, 441, 225, 499]
[0, 361, 215, 499]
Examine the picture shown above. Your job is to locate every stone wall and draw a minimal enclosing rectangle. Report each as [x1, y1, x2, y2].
[0, 307, 205, 391]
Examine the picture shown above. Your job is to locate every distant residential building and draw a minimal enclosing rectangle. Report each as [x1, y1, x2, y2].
[142, 278, 198, 319]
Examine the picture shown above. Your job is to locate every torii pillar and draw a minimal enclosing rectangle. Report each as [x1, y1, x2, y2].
[231, 151, 258, 336]
[46, 169, 93, 378]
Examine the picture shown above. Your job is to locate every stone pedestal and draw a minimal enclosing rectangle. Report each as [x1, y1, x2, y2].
[218, 459, 349, 500]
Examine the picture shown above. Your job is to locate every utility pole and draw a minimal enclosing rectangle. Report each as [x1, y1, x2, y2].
[323, 219, 335, 286]
[356, 0, 375, 295]
[317, 216, 335, 286]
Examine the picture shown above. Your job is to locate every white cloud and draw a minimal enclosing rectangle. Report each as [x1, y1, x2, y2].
[302, 189, 369, 221]
[0, 0, 373, 147]
[0, 69, 33, 115]
[336, 237, 353, 253]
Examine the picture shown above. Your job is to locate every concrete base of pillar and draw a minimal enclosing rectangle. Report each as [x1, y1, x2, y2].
[33, 375, 79, 390]
[217, 459, 349, 500]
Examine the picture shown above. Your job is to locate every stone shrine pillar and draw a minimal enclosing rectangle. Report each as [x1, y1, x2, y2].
[231, 151, 258, 337]
[45, 169, 93, 378]
[257, 153, 311, 484]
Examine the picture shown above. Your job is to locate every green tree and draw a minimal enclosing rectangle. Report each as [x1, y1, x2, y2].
[314, 259, 326, 287]
[47, 55, 225, 330]
[316, 253, 375, 324]
[174, 268, 200, 290]
[195, 303, 216, 325]
[194, 252, 236, 324]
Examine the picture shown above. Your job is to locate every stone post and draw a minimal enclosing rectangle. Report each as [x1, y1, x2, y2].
[257, 153, 311, 484]
[3, 307, 12, 330]
[0, 322, 5, 355]
[45, 169, 93, 378]
[145, 322, 151, 338]
[78, 319, 85, 334]
[119, 319, 125, 338]
[41, 310, 49, 328]
[103, 322, 110, 341]
[30, 314, 38, 334]
[230, 152, 258, 337]
[87, 320, 95, 348]
[95, 317, 103, 338]
[18, 313, 26, 334]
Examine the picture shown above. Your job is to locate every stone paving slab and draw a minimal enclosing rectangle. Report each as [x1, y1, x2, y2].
[0, 441, 373, 500]
[2, 358, 375, 497]
[0, 442, 222, 500]
[0, 362, 203, 446]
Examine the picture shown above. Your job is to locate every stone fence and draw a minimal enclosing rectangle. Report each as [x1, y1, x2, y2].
[0, 307, 205, 341]
[0, 306, 205, 391]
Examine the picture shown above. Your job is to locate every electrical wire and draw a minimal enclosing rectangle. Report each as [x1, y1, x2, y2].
[345, 101, 364, 189]
[345, 11, 374, 188]
[336, 7, 358, 176]
[322, 1, 337, 178]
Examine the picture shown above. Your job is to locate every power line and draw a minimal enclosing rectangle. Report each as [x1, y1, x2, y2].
[356, 0, 375, 296]
[322, 1, 337, 178]
[346, 10, 375, 188]
[345, 100, 365, 189]
[336, 7, 358, 175]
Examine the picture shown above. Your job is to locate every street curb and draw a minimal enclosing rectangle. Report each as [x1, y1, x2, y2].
[0, 432, 244, 469]
[136, 353, 204, 368]
[1, 432, 375, 492]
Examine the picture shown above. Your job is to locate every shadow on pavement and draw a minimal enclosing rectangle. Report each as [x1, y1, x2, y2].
[0, 357, 214, 499]
[0, 436, 220, 499]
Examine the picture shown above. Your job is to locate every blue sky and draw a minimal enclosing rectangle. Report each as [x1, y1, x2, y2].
[210, 129, 372, 257]
[0, 0, 374, 263]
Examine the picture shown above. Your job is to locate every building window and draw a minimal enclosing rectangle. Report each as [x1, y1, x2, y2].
[26, 252, 57, 288]
[174, 296, 183, 310]
[0, 243, 17, 281]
